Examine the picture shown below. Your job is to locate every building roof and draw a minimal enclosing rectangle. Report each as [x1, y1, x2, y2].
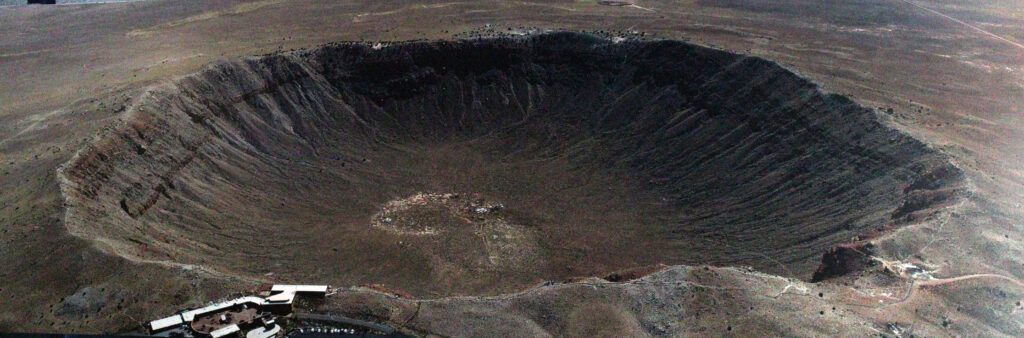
[148, 284, 329, 333]
[209, 324, 241, 338]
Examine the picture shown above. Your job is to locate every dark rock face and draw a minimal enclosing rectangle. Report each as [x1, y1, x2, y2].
[811, 243, 874, 282]
[58, 33, 962, 296]
[53, 285, 124, 320]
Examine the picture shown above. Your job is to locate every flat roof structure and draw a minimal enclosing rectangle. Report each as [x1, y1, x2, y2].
[148, 284, 329, 336]
[209, 324, 241, 338]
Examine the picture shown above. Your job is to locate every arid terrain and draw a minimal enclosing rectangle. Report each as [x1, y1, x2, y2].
[2, 0, 1024, 336]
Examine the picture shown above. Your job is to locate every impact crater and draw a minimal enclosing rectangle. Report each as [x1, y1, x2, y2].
[59, 33, 963, 296]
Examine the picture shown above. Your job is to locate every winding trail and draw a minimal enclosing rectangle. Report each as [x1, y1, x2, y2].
[882, 273, 1024, 309]
[919, 273, 1024, 288]
[895, 0, 1024, 51]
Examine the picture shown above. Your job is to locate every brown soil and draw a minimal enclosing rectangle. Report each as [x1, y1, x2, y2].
[2, 1, 1023, 336]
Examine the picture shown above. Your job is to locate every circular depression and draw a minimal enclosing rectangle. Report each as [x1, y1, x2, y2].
[59, 33, 961, 296]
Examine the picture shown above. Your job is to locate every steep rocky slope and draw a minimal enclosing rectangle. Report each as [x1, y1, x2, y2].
[57, 34, 963, 302]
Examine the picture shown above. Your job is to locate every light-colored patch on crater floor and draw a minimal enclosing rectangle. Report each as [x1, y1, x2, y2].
[371, 192, 538, 269]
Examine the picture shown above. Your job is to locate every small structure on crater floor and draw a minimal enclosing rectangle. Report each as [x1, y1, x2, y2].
[148, 284, 328, 337]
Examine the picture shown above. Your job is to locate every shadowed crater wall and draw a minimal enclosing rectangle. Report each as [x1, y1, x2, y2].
[58, 33, 963, 296]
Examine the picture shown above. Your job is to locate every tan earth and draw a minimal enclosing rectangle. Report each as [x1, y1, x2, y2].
[1, 1, 1024, 336]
